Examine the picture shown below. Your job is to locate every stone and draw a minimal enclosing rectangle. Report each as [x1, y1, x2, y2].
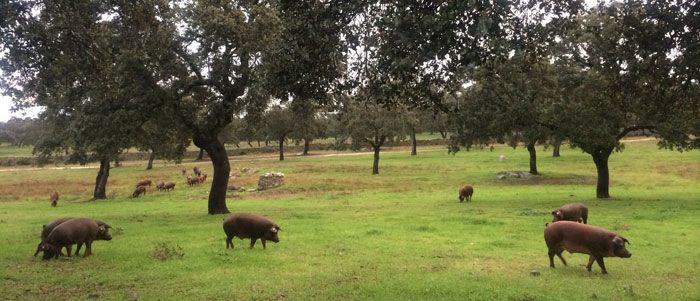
[498, 154, 508, 161]
[258, 172, 285, 190]
[496, 171, 535, 179]
[530, 270, 540, 276]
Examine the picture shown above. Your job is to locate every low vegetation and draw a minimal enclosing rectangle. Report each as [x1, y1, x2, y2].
[0, 140, 698, 300]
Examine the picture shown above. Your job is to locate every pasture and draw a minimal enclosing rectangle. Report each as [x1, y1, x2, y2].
[0, 139, 698, 300]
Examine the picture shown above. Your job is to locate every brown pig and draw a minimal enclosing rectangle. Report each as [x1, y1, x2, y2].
[50, 191, 59, 207]
[552, 203, 588, 224]
[34, 217, 73, 257]
[156, 181, 165, 191]
[136, 179, 152, 187]
[223, 213, 281, 250]
[41, 218, 113, 260]
[544, 221, 631, 274]
[131, 185, 147, 198]
[163, 181, 176, 191]
[459, 185, 474, 202]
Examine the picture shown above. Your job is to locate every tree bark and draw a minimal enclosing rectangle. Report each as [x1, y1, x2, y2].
[195, 136, 231, 214]
[146, 152, 155, 170]
[552, 140, 561, 157]
[591, 148, 613, 199]
[372, 144, 380, 175]
[410, 128, 417, 156]
[527, 143, 538, 175]
[93, 156, 110, 200]
[196, 148, 204, 161]
[279, 138, 285, 161]
[302, 138, 310, 156]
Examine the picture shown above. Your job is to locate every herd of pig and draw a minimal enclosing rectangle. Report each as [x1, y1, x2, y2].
[34, 181, 631, 275]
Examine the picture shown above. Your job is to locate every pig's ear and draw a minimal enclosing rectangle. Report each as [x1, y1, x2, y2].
[621, 237, 630, 245]
[270, 227, 278, 233]
[275, 225, 281, 231]
[551, 211, 557, 216]
[612, 236, 625, 247]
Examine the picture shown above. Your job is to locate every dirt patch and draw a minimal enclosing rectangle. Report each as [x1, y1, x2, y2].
[655, 162, 700, 181]
[487, 174, 595, 186]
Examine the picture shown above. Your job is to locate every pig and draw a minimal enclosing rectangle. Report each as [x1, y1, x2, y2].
[459, 185, 474, 202]
[198, 173, 208, 184]
[223, 213, 281, 250]
[41, 218, 113, 260]
[187, 175, 198, 186]
[136, 179, 152, 187]
[193, 166, 202, 177]
[163, 181, 176, 191]
[131, 185, 147, 198]
[544, 221, 631, 274]
[50, 191, 59, 207]
[552, 203, 588, 224]
[156, 181, 165, 191]
[181, 168, 187, 175]
[34, 217, 73, 257]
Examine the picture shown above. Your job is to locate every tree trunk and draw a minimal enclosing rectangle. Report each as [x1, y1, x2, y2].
[195, 136, 231, 214]
[146, 152, 155, 170]
[372, 144, 380, 175]
[527, 143, 538, 175]
[591, 148, 613, 199]
[114, 156, 121, 167]
[196, 148, 204, 161]
[553, 139, 561, 157]
[410, 128, 417, 156]
[302, 138, 310, 156]
[247, 141, 254, 148]
[93, 156, 110, 200]
[440, 131, 447, 139]
[279, 138, 285, 161]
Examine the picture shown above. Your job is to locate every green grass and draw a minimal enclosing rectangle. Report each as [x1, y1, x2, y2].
[0, 143, 34, 157]
[0, 140, 698, 300]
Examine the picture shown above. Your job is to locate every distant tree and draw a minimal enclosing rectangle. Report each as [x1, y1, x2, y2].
[0, 118, 44, 147]
[264, 105, 294, 161]
[290, 101, 324, 156]
[135, 111, 191, 170]
[343, 97, 407, 174]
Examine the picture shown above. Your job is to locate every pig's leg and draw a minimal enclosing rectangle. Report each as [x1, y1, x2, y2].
[586, 255, 595, 272]
[261, 239, 267, 250]
[548, 250, 556, 268]
[556, 251, 567, 266]
[84, 242, 92, 257]
[250, 238, 257, 249]
[226, 237, 233, 249]
[65, 245, 72, 257]
[34, 242, 42, 257]
[595, 257, 607, 274]
[75, 243, 83, 256]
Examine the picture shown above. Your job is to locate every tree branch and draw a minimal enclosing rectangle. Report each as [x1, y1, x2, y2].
[617, 125, 657, 141]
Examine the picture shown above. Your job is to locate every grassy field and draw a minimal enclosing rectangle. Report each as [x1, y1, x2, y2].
[0, 140, 698, 300]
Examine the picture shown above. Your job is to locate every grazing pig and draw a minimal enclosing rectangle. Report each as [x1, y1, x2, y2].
[458, 185, 474, 202]
[163, 181, 176, 191]
[131, 185, 147, 198]
[136, 179, 152, 187]
[41, 218, 113, 260]
[187, 175, 199, 186]
[181, 168, 187, 175]
[223, 213, 281, 250]
[193, 166, 202, 177]
[34, 217, 73, 257]
[544, 221, 631, 274]
[198, 173, 208, 184]
[50, 191, 59, 207]
[552, 203, 588, 224]
[156, 181, 165, 191]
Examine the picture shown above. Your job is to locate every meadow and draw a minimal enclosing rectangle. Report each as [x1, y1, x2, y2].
[0, 139, 698, 300]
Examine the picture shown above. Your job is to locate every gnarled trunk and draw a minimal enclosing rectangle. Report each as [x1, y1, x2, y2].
[372, 145, 380, 175]
[93, 156, 110, 200]
[591, 148, 613, 198]
[195, 136, 231, 214]
[410, 129, 417, 156]
[552, 140, 561, 157]
[279, 138, 285, 161]
[302, 138, 310, 156]
[527, 143, 538, 175]
[146, 152, 156, 170]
